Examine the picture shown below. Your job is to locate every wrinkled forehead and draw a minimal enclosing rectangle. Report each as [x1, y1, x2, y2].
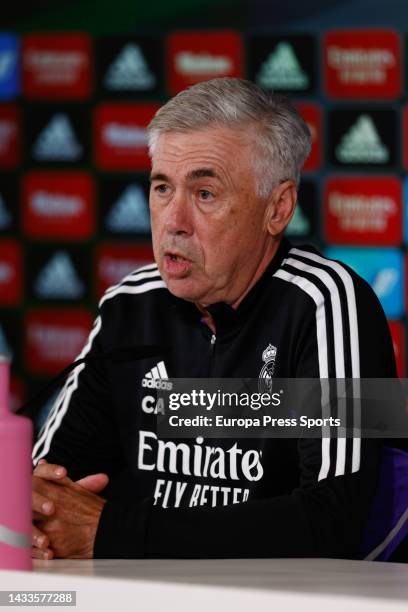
[150, 127, 258, 183]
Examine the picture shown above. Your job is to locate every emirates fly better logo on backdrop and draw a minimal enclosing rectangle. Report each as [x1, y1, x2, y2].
[324, 176, 402, 245]
[96, 243, 154, 297]
[324, 29, 401, 98]
[22, 33, 92, 99]
[24, 309, 93, 375]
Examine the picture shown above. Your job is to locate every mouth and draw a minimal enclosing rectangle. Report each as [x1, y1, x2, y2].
[167, 253, 187, 262]
[163, 251, 193, 277]
[164, 249, 191, 262]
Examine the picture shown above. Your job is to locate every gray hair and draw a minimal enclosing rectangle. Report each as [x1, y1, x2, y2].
[147, 77, 311, 198]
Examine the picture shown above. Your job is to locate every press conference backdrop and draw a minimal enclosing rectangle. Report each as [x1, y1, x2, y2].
[1, 0, 408, 411]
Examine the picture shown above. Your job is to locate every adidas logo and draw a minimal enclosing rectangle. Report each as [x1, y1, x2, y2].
[142, 361, 173, 390]
[286, 205, 310, 236]
[106, 185, 150, 233]
[336, 114, 389, 164]
[34, 250, 84, 299]
[0, 50, 15, 81]
[33, 113, 83, 161]
[175, 51, 232, 76]
[0, 325, 12, 359]
[0, 194, 11, 230]
[104, 44, 156, 90]
[256, 42, 308, 90]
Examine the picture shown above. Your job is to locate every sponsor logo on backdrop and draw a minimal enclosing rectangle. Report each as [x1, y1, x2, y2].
[324, 29, 401, 98]
[32, 192, 83, 216]
[95, 103, 159, 170]
[167, 31, 243, 94]
[22, 33, 91, 98]
[336, 114, 388, 164]
[0, 195, 11, 230]
[25, 309, 92, 374]
[106, 184, 150, 233]
[22, 172, 94, 239]
[256, 42, 308, 90]
[103, 123, 147, 148]
[325, 177, 402, 245]
[249, 34, 315, 95]
[32, 113, 83, 161]
[104, 44, 156, 90]
[0, 105, 20, 167]
[0, 240, 21, 305]
[96, 244, 154, 296]
[325, 247, 403, 319]
[0, 34, 19, 99]
[34, 250, 84, 300]
[329, 108, 396, 168]
[176, 52, 232, 76]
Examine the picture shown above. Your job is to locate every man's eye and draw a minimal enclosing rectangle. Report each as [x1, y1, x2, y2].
[198, 190, 213, 200]
[154, 184, 168, 194]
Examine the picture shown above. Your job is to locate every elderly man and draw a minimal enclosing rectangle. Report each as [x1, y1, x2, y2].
[31, 77, 396, 560]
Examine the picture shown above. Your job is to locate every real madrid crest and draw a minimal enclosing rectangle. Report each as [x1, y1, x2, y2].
[259, 343, 277, 393]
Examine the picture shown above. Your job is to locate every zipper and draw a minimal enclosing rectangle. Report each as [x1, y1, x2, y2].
[208, 333, 216, 376]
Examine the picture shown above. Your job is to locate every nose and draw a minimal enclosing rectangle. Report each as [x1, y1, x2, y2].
[164, 190, 193, 236]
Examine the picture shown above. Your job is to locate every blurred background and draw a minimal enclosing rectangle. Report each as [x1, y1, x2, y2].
[1, 0, 408, 423]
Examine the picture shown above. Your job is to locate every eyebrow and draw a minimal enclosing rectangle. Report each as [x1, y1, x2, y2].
[149, 168, 221, 183]
[149, 172, 168, 183]
[186, 168, 220, 181]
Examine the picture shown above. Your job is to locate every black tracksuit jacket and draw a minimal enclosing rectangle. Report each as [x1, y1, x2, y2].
[32, 238, 396, 559]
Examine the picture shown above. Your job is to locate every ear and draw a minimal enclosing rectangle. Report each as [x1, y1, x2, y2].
[264, 180, 298, 236]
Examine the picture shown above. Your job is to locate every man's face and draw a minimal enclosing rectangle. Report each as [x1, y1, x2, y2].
[149, 126, 275, 306]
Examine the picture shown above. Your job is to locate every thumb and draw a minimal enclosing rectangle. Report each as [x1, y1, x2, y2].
[75, 473, 109, 493]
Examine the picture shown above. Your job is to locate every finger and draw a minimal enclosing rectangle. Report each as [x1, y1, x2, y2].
[32, 525, 49, 550]
[75, 473, 109, 493]
[32, 489, 55, 517]
[32, 547, 54, 560]
[33, 462, 67, 481]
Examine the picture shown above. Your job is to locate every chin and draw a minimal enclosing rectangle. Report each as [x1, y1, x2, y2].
[165, 278, 204, 302]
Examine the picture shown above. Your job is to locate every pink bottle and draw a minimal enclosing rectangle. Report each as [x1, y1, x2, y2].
[0, 355, 32, 570]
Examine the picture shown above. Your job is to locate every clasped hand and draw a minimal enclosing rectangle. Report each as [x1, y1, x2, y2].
[32, 460, 108, 559]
